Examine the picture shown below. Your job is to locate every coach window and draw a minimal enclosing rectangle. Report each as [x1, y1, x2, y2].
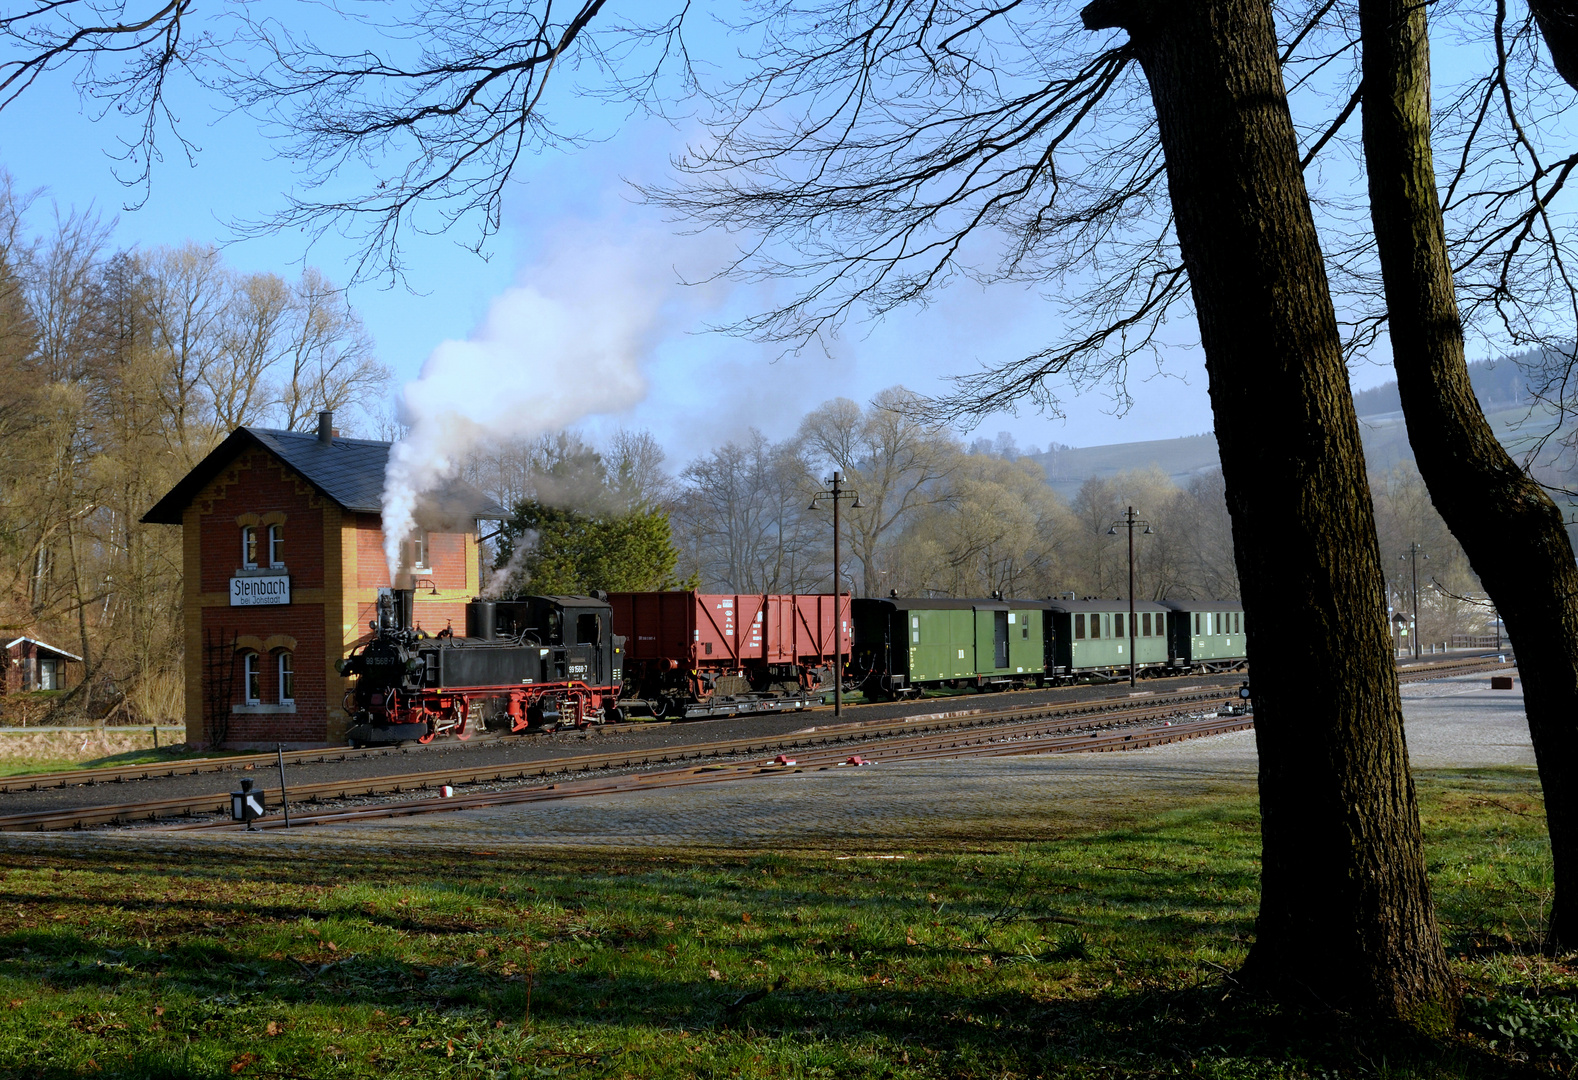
[277, 651, 295, 704]
[1194, 613, 1201, 636]
[268, 524, 284, 568]
[241, 525, 259, 569]
[242, 652, 260, 705]
[1141, 613, 1150, 637]
[1074, 614, 1085, 639]
[1090, 615, 1100, 639]
[1114, 613, 1124, 638]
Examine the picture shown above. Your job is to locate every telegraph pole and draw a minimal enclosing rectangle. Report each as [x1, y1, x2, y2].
[1107, 506, 1154, 687]
[809, 471, 864, 715]
[1399, 543, 1428, 660]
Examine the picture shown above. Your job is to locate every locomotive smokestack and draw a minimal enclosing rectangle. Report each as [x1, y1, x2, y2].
[318, 410, 334, 443]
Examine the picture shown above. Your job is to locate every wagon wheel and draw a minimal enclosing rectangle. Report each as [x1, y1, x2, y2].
[452, 702, 472, 741]
[416, 718, 436, 744]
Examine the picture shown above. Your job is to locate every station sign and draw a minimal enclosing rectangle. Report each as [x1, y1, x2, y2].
[230, 574, 291, 606]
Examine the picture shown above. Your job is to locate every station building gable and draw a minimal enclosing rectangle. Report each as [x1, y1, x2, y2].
[143, 415, 506, 748]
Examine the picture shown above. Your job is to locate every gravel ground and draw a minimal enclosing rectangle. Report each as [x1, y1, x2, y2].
[0, 672, 1247, 815]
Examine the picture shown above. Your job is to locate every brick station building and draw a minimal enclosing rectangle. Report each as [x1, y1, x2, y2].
[143, 414, 505, 748]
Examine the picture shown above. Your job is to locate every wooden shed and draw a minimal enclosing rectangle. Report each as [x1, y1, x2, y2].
[4, 637, 82, 693]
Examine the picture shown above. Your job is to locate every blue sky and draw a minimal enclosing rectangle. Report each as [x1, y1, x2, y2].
[0, 10, 1439, 468]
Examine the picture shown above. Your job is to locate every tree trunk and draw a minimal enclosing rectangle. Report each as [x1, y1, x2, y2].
[1361, 0, 1578, 946]
[1081, 0, 1457, 1022]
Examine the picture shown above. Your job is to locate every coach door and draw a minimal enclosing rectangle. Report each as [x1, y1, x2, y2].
[994, 610, 1009, 669]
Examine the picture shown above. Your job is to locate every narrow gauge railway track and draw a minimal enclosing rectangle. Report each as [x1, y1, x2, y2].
[0, 690, 1241, 832]
[0, 653, 1504, 795]
[178, 710, 1256, 832]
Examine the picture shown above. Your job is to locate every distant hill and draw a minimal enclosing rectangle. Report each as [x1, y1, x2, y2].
[1026, 353, 1565, 500]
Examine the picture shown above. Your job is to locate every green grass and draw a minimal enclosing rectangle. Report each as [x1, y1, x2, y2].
[0, 770, 1569, 1078]
[0, 744, 254, 780]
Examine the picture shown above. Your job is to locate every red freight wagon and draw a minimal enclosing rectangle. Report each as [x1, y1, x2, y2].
[608, 592, 852, 719]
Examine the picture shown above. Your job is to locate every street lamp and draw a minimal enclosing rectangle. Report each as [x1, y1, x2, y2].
[1399, 543, 1429, 660]
[1107, 506, 1154, 687]
[809, 470, 864, 715]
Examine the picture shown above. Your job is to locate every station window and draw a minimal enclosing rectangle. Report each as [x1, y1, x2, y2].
[268, 523, 285, 568]
[242, 652, 260, 705]
[1114, 613, 1125, 638]
[1074, 614, 1085, 639]
[241, 525, 259, 569]
[408, 530, 430, 570]
[277, 651, 294, 704]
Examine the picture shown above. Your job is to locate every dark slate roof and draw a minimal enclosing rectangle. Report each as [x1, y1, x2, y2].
[1040, 599, 1171, 614]
[142, 427, 508, 525]
[854, 597, 1011, 612]
[1158, 599, 1244, 612]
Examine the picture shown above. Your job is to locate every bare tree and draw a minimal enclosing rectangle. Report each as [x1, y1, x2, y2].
[799, 387, 960, 596]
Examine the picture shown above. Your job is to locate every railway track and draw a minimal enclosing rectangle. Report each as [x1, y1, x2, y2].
[0, 653, 1510, 833]
[175, 709, 1255, 833]
[0, 653, 1502, 796]
[0, 689, 1241, 832]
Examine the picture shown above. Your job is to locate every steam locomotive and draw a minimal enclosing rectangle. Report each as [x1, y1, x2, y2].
[339, 589, 625, 747]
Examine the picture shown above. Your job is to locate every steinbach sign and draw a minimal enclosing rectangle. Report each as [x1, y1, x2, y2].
[231, 574, 290, 606]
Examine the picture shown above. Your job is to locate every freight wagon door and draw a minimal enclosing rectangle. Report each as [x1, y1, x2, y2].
[994, 611, 1009, 669]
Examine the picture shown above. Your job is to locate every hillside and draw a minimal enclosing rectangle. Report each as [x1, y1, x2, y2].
[1028, 356, 1571, 500]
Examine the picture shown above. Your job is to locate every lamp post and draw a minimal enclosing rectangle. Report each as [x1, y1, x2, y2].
[1399, 542, 1428, 660]
[809, 470, 864, 715]
[1107, 506, 1154, 687]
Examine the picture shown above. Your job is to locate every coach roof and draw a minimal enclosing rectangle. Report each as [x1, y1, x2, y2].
[141, 426, 508, 525]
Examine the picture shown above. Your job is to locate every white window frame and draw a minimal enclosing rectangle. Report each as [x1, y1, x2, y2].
[277, 651, 294, 704]
[241, 525, 259, 570]
[243, 652, 260, 705]
[409, 530, 430, 571]
[268, 523, 285, 569]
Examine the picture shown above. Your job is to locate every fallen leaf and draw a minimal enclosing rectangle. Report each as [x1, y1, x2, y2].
[494, 1019, 505, 1029]
[741, 913, 751, 923]
[153, 1006, 164, 1017]
[905, 936, 918, 946]
[708, 968, 722, 980]
[265, 1021, 280, 1036]
[326, 942, 337, 952]
[474, 948, 487, 959]
[229, 1052, 256, 1073]
[445, 1040, 455, 1058]
[6, 1000, 21, 1009]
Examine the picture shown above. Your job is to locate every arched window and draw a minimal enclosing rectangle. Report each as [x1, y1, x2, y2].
[277, 651, 294, 704]
[242, 652, 260, 704]
[268, 524, 284, 568]
[241, 526, 259, 569]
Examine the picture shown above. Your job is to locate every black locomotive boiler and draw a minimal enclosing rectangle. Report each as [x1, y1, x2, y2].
[339, 589, 625, 746]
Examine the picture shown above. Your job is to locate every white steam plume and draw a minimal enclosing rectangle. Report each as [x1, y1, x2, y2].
[381, 232, 694, 577]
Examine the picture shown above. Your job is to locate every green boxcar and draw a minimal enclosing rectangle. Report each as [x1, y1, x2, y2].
[1043, 599, 1172, 678]
[1160, 599, 1247, 671]
[851, 597, 1045, 698]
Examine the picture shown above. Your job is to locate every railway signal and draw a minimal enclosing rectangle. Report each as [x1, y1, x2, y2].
[230, 778, 265, 830]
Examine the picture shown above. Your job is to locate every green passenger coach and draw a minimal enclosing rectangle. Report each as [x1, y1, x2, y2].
[1160, 599, 1248, 672]
[851, 596, 1045, 699]
[1042, 599, 1172, 680]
